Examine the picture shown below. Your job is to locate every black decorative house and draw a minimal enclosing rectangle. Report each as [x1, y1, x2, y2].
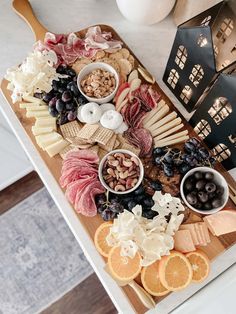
[163, 1, 236, 112]
[190, 73, 236, 170]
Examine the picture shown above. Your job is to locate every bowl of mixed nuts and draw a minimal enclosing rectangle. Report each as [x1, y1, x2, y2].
[77, 62, 119, 104]
[98, 149, 144, 194]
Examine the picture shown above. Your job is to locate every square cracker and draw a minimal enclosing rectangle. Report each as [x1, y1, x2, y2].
[90, 126, 114, 145]
[98, 134, 117, 152]
[121, 142, 140, 156]
[59, 144, 79, 159]
[77, 124, 99, 140]
[60, 121, 83, 139]
[98, 148, 108, 160]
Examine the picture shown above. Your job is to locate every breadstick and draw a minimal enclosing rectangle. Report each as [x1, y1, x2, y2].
[144, 104, 169, 128]
[154, 135, 189, 147]
[149, 112, 177, 133]
[154, 123, 184, 140]
[142, 100, 166, 124]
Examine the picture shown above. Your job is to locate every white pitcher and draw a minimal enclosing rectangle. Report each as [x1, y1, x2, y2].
[116, 0, 176, 25]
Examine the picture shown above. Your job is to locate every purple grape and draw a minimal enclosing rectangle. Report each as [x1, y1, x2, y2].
[56, 99, 65, 112]
[67, 111, 77, 121]
[49, 107, 58, 117]
[101, 209, 116, 221]
[49, 96, 57, 107]
[62, 91, 72, 102]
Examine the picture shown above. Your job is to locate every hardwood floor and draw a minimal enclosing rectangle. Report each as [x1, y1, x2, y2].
[0, 172, 117, 314]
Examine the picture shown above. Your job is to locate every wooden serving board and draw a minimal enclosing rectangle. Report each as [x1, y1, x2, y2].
[1, 1, 236, 313]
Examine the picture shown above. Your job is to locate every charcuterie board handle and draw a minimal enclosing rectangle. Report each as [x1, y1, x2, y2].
[12, 0, 48, 41]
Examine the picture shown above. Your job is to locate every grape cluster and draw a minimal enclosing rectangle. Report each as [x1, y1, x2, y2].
[96, 180, 162, 221]
[153, 138, 216, 177]
[42, 64, 87, 125]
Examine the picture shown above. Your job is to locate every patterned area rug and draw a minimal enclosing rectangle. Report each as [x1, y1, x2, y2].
[0, 188, 93, 314]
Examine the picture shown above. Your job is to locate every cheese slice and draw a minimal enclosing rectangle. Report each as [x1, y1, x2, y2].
[144, 104, 169, 128]
[23, 95, 45, 105]
[150, 112, 177, 134]
[153, 117, 182, 138]
[198, 222, 210, 243]
[36, 132, 62, 148]
[35, 117, 57, 128]
[203, 210, 236, 236]
[180, 224, 199, 245]
[45, 139, 69, 157]
[32, 126, 55, 135]
[154, 123, 184, 141]
[27, 105, 48, 111]
[174, 230, 196, 253]
[142, 100, 165, 124]
[26, 110, 51, 118]
[194, 223, 206, 246]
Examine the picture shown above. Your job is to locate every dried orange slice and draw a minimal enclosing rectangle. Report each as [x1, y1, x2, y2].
[94, 222, 113, 258]
[141, 261, 169, 296]
[108, 246, 142, 281]
[186, 250, 210, 283]
[159, 251, 193, 291]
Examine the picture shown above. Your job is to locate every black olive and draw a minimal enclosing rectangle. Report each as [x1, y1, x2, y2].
[205, 182, 216, 193]
[196, 180, 206, 191]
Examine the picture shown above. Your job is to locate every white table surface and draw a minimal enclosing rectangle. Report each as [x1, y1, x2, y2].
[1, 0, 236, 313]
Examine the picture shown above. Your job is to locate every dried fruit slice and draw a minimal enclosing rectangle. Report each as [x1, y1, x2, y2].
[141, 261, 169, 296]
[94, 222, 113, 257]
[186, 250, 210, 283]
[159, 251, 193, 291]
[108, 246, 142, 281]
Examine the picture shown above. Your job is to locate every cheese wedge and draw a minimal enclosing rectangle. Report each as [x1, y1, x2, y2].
[174, 230, 196, 253]
[45, 139, 69, 157]
[203, 210, 236, 236]
[198, 222, 210, 244]
[154, 123, 184, 141]
[149, 112, 177, 134]
[144, 104, 169, 128]
[180, 224, 199, 245]
[26, 110, 51, 118]
[154, 135, 189, 148]
[32, 126, 55, 135]
[142, 100, 165, 124]
[194, 223, 206, 246]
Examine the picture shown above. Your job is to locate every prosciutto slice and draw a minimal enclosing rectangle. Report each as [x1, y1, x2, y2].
[60, 150, 105, 217]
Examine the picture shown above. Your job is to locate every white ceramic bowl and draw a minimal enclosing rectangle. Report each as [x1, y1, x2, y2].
[180, 167, 229, 215]
[98, 149, 144, 195]
[77, 62, 119, 104]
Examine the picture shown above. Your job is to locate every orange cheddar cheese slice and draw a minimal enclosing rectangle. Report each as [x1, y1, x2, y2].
[194, 224, 206, 246]
[179, 224, 199, 246]
[203, 210, 236, 236]
[198, 222, 210, 243]
[174, 229, 196, 253]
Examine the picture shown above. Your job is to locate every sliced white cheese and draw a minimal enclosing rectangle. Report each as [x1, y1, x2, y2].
[35, 117, 57, 128]
[26, 110, 51, 118]
[155, 130, 188, 144]
[45, 139, 69, 157]
[23, 95, 45, 105]
[154, 135, 189, 148]
[26, 105, 48, 111]
[36, 133, 62, 149]
[32, 126, 55, 135]
[153, 117, 182, 138]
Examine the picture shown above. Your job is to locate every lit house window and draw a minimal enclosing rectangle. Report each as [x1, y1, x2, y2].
[189, 65, 204, 87]
[194, 119, 211, 139]
[214, 45, 219, 57]
[212, 143, 231, 162]
[175, 46, 187, 69]
[197, 34, 208, 47]
[201, 16, 211, 26]
[167, 69, 179, 89]
[180, 86, 192, 104]
[216, 18, 234, 42]
[208, 97, 232, 125]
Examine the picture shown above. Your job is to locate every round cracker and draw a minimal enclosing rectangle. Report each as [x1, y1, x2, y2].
[72, 62, 87, 74]
[120, 48, 130, 59]
[109, 51, 123, 61]
[117, 58, 132, 75]
[100, 58, 121, 74]
[94, 50, 106, 60]
[128, 55, 135, 68]
[78, 58, 92, 65]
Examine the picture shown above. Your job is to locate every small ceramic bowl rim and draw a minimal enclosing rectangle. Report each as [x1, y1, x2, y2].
[77, 62, 119, 104]
[98, 149, 144, 195]
[180, 166, 229, 215]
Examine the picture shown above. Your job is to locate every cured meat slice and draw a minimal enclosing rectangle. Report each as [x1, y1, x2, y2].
[65, 150, 99, 164]
[132, 84, 161, 110]
[124, 128, 153, 157]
